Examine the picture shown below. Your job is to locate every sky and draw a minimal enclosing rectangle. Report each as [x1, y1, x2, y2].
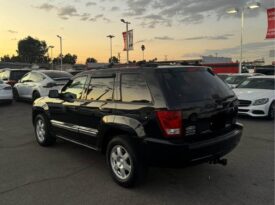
[0, 0, 274, 64]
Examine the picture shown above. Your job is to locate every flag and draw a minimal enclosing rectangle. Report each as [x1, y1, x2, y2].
[266, 8, 275, 39]
[122, 30, 134, 51]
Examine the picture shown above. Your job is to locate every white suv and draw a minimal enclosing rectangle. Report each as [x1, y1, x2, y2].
[13, 70, 72, 101]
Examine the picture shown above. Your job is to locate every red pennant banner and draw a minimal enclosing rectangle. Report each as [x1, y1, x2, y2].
[266, 8, 275, 39]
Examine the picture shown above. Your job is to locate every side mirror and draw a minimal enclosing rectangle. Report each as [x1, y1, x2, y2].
[62, 92, 77, 102]
[49, 90, 59, 98]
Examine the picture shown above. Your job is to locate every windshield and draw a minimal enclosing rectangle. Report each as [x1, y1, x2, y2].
[158, 68, 234, 106]
[43, 71, 72, 80]
[237, 78, 275, 90]
[225, 75, 248, 84]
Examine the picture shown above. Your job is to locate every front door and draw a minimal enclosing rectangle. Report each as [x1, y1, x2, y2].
[49, 75, 88, 141]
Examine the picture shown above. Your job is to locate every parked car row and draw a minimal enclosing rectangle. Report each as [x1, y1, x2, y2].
[13, 70, 72, 101]
[0, 68, 77, 102]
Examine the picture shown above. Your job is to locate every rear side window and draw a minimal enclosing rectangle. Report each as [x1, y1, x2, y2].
[158, 69, 234, 106]
[86, 78, 114, 101]
[10, 70, 29, 81]
[121, 73, 152, 103]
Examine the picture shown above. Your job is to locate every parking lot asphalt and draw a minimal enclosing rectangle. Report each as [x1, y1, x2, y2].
[0, 102, 274, 205]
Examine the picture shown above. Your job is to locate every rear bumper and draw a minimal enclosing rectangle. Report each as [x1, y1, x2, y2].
[142, 123, 243, 167]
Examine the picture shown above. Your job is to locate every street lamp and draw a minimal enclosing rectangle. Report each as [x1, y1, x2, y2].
[107, 35, 115, 63]
[226, 2, 260, 73]
[48, 45, 54, 70]
[56, 35, 63, 71]
[121, 19, 131, 64]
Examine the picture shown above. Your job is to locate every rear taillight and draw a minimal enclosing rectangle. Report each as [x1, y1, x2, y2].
[156, 110, 182, 137]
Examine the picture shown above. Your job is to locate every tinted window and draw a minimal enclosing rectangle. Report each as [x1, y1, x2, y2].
[10, 70, 30, 81]
[121, 74, 152, 103]
[237, 78, 275, 90]
[43, 71, 72, 80]
[63, 76, 87, 99]
[86, 78, 114, 101]
[158, 69, 234, 105]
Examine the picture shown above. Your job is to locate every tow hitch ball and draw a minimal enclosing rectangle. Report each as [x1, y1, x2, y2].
[209, 158, 228, 166]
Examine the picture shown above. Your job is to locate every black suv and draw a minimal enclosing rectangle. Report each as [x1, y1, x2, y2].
[32, 66, 243, 187]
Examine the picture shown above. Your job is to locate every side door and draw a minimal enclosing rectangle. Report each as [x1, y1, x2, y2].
[16, 72, 31, 97]
[75, 74, 116, 147]
[49, 75, 88, 141]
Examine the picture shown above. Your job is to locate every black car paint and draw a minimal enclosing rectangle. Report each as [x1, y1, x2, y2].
[33, 66, 243, 166]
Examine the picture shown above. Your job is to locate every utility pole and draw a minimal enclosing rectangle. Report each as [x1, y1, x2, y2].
[57, 35, 63, 71]
[107, 35, 115, 63]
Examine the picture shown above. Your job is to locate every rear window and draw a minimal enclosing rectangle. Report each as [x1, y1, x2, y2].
[43, 71, 72, 80]
[158, 69, 234, 106]
[10, 70, 30, 80]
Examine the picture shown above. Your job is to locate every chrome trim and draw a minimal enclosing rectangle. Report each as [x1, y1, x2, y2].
[56, 135, 98, 151]
[51, 120, 98, 137]
[51, 120, 78, 132]
[78, 126, 98, 136]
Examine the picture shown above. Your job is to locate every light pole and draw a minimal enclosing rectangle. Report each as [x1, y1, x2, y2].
[226, 2, 260, 73]
[107, 35, 115, 63]
[121, 19, 130, 64]
[56, 35, 63, 71]
[48, 46, 54, 70]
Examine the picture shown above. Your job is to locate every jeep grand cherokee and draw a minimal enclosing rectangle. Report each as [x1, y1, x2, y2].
[32, 66, 243, 187]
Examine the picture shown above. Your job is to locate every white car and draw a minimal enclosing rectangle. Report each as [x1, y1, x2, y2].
[0, 80, 13, 104]
[225, 73, 264, 88]
[233, 76, 275, 119]
[13, 70, 72, 101]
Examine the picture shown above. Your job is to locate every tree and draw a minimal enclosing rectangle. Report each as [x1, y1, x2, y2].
[86, 57, 97, 64]
[1, 55, 11, 62]
[17, 36, 48, 63]
[63, 53, 77, 65]
[109, 56, 119, 63]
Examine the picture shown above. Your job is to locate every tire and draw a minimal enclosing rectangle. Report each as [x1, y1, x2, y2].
[268, 101, 275, 120]
[106, 135, 146, 188]
[13, 88, 20, 101]
[34, 114, 56, 146]
[32, 91, 41, 102]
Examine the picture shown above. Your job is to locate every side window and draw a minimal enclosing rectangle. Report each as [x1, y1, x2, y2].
[31, 73, 44, 82]
[20, 73, 31, 82]
[121, 73, 152, 103]
[86, 77, 114, 101]
[2, 71, 9, 80]
[63, 76, 87, 99]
